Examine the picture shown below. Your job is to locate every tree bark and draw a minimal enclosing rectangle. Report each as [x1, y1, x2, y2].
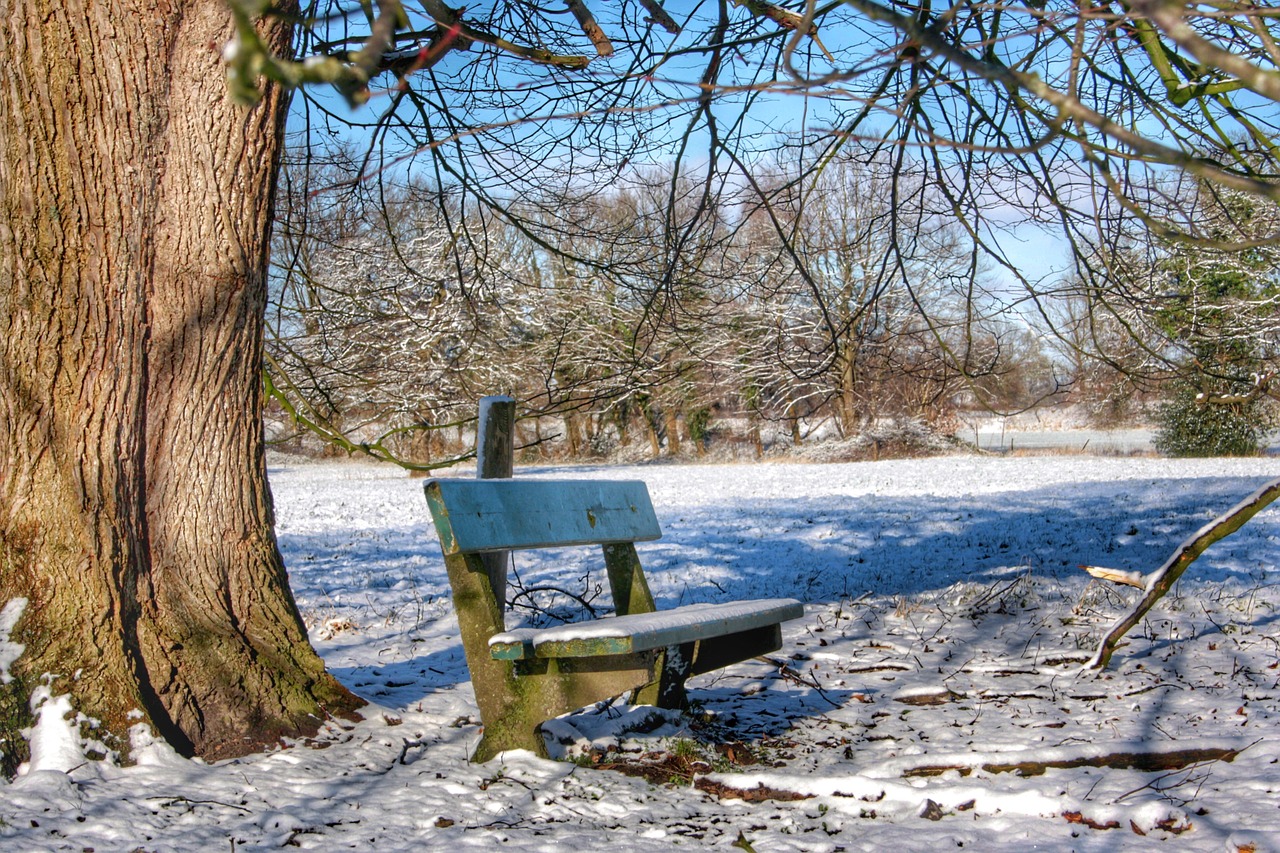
[837, 345, 863, 439]
[564, 411, 582, 456]
[638, 398, 663, 457]
[0, 0, 359, 763]
[664, 409, 682, 455]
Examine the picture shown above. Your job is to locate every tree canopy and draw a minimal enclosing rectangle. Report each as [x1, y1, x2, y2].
[240, 0, 1279, 455]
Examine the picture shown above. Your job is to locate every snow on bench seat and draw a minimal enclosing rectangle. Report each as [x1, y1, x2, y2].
[489, 598, 803, 660]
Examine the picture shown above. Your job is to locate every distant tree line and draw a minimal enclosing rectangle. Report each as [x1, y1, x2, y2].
[267, 144, 1071, 465]
[269, 146, 1280, 461]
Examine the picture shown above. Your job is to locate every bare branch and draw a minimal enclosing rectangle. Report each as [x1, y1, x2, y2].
[1086, 476, 1280, 671]
[566, 0, 615, 57]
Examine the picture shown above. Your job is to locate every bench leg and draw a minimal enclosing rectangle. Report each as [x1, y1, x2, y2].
[472, 701, 551, 764]
[632, 641, 695, 709]
[474, 654, 661, 762]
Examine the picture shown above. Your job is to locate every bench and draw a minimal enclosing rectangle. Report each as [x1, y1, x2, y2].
[424, 478, 803, 761]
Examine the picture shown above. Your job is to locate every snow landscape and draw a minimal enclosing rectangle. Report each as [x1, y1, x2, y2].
[3, 453, 1280, 851]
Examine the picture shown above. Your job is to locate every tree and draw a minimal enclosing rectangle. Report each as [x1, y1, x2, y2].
[253, 1, 1280, 457]
[1064, 172, 1280, 446]
[269, 160, 533, 466]
[1154, 384, 1268, 456]
[1053, 287, 1160, 426]
[1, 3, 359, 767]
[255, 1, 1280, 447]
[762, 149, 993, 433]
[1150, 184, 1280, 454]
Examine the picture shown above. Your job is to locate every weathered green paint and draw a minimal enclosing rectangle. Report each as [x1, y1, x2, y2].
[424, 486, 460, 555]
[435, 549, 648, 760]
[603, 542, 657, 617]
[423, 479, 660, 554]
[536, 634, 652, 657]
[489, 636, 536, 660]
[469, 650, 665, 762]
[441, 551, 516, 740]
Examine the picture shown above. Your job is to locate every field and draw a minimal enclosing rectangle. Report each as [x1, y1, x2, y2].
[3, 454, 1280, 851]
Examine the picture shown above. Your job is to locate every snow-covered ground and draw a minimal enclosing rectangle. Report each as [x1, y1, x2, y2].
[969, 426, 1158, 454]
[4, 455, 1280, 851]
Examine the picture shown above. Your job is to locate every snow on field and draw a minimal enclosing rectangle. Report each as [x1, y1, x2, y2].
[3, 455, 1280, 851]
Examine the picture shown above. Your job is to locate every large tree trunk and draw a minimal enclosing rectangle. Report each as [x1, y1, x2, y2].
[0, 1, 359, 764]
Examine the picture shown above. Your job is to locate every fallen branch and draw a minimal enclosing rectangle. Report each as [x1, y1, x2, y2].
[758, 656, 843, 708]
[695, 741, 1248, 800]
[1085, 476, 1280, 671]
[696, 742, 1243, 807]
[899, 744, 1244, 778]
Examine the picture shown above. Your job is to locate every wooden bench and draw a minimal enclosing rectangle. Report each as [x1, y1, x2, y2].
[424, 478, 803, 761]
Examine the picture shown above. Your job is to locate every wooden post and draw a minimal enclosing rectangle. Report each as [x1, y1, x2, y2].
[477, 396, 516, 610]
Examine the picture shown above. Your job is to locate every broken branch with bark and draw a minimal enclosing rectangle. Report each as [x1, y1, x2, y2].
[1084, 476, 1280, 671]
[1081, 565, 1146, 589]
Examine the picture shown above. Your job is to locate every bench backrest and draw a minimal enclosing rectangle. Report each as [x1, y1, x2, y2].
[424, 478, 662, 555]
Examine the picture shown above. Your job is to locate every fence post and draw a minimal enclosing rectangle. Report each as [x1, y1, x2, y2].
[477, 395, 516, 611]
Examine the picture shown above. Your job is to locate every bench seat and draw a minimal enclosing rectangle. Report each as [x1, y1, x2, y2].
[489, 598, 804, 660]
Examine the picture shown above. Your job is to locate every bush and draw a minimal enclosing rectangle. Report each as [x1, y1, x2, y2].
[685, 407, 712, 450]
[1154, 385, 1267, 457]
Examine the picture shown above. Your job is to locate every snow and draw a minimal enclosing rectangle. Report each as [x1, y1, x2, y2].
[20, 687, 83, 776]
[700, 766, 1197, 832]
[0, 596, 25, 684]
[3, 454, 1280, 851]
[489, 598, 802, 650]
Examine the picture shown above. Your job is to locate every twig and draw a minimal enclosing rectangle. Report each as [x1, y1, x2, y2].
[146, 796, 252, 814]
[758, 656, 842, 708]
[506, 566, 602, 625]
[1080, 565, 1146, 589]
[397, 738, 429, 765]
[1112, 741, 1261, 804]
